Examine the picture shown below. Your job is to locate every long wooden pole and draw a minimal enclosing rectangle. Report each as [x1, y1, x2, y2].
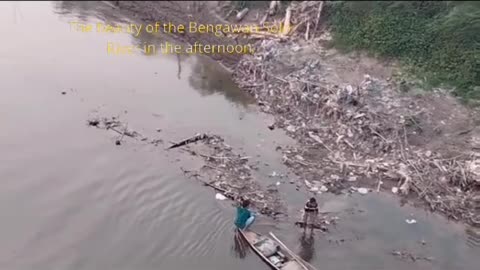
[269, 232, 318, 270]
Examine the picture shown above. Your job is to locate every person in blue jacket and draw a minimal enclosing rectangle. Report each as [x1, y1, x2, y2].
[234, 198, 255, 230]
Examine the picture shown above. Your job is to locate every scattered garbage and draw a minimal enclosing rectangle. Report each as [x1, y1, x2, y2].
[175, 133, 286, 217]
[286, 125, 296, 133]
[167, 133, 210, 150]
[232, 25, 479, 227]
[358, 188, 369, 195]
[215, 193, 227, 200]
[392, 187, 399, 194]
[320, 185, 328, 192]
[392, 249, 434, 262]
[87, 116, 147, 146]
[406, 219, 417, 224]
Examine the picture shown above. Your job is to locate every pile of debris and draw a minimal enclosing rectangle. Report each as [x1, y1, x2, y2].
[87, 116, 286, 217]
[233, 39, 479, 226]
[87, 115, 286, 216]
[220, 1, 328, 42]
[176, 133, 286, 218]
[87, 116, 163, 146]
[391, 249, 434, 263]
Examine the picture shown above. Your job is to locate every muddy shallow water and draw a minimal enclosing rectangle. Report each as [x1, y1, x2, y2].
[0, 2, 478, 270]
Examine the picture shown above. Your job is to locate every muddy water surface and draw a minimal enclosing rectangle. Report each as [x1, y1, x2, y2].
[0, 2, 478, 270]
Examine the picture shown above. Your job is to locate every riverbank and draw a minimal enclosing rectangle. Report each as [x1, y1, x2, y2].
[109, 0, 479, 227]
[1, 3, 478, 270]
[224, 1, 480, 227]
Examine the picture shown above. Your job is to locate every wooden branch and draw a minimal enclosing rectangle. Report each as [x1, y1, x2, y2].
[305, 21, 310, 40]
[167, 133, 209, 150]
[236, 8, 249, 22]
[282, 6, 292, 36]
[311, 1, 324, 38]
[268, 0, 278, 15]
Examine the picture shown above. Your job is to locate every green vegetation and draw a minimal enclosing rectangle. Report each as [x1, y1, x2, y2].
[324, 1, 480, 103]
[233, 1, 270, 10]
[232, 1, 291, 12]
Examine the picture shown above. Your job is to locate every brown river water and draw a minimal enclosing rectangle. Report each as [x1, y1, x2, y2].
[0, 2, 478, 270]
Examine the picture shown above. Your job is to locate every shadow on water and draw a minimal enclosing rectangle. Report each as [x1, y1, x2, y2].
[52, 0, 254, 108]
[232, 230, 250, 259]
[188, 56, 255, 107]
[298, 232, 315, 263]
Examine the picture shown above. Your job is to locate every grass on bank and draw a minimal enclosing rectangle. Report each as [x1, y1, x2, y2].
[324, 1, 480, 104]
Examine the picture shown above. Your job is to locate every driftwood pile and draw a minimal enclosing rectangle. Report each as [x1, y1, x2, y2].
[86, 116, 286, 217]
[222, 1, 326, 42]
[233, 40, 480, 227]
[177, 133, 286, 217]
[87, 116, 164, 146]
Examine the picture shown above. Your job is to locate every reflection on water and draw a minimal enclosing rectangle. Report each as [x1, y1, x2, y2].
[232, 230, 250, 259]
[298, 232, 315, 263]
[188, 56, 254, 107]
[298, 232, 315, 262]
[52, 0, 254, 107]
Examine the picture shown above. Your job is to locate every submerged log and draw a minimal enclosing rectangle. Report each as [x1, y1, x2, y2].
[167, 133, 210, 149]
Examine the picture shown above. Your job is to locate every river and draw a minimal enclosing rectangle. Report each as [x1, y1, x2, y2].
[0, 2, 478, 270]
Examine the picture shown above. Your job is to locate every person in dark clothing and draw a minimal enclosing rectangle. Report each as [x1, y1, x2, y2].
[302, 197, 318, 233]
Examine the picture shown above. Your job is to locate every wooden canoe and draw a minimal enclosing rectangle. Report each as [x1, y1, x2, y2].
[237, 229, 316, 270]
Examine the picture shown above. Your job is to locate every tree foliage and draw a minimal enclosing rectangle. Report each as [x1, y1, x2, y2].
[325, 1, 480, 101]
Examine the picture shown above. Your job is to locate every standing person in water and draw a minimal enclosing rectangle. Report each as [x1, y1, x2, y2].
[303, 197, 318, 233]
[234, 198, 255, 231]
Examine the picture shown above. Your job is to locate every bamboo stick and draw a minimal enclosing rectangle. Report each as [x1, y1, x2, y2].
[282, 7, 292, 36]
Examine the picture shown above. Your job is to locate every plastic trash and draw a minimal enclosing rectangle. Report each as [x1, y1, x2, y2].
[406, 219, 417, 224]
[358, 188, 368, 194]
[304, 180, 313, 188]
[392, 187, 399, 194]
[320, 185, 328, 192]
[256, 238, 278, 257]
[215, 193, 227, 200]
[276, 181, 281, 186]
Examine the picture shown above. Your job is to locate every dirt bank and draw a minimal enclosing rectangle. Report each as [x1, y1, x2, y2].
[226, 1, 479, 227]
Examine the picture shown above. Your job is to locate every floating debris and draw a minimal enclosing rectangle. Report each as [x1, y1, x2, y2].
[176, 133, 286, 217]
[391, 249, 434, 262]
[358, 188, 369, 195]
[215, 193, 227, 200]
[168, 133, 210, 150]
[406, 219, 417, 224]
